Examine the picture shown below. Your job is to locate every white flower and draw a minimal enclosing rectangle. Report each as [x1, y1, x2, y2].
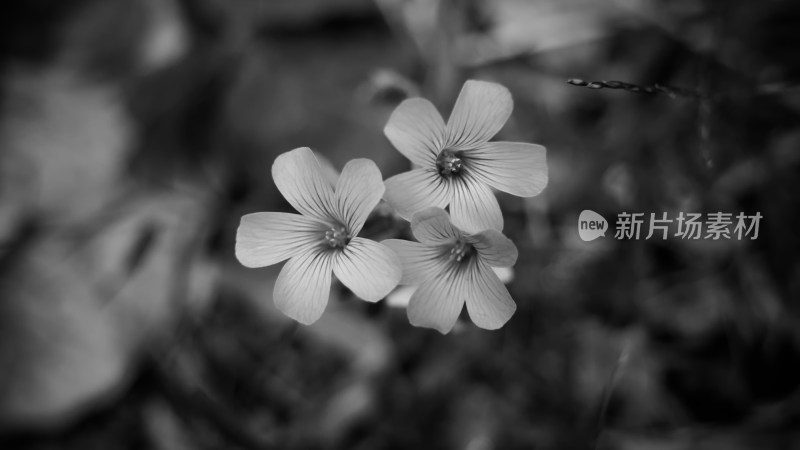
[235, 147, 402, 325]
[386, 267, 514, 309]
[383, 207, 518, 334]
[383, 79, 548, 233]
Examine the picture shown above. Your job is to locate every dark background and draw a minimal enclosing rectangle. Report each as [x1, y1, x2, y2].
[1, 0, 800, 449]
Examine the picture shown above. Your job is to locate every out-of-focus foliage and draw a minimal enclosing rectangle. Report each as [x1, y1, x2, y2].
[1, 0, 799, 449]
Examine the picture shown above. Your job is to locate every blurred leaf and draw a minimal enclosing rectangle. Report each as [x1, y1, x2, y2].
[376, 0, 634, 66]
[0, 193, 208, 429]
[0, 68, 131, 225]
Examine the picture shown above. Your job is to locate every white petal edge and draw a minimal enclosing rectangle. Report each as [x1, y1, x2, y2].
[445, 80, 513, 150]
[465, 259, 516, 330]
[467, 229, 518, 268]
[449, 174, 503, 234]
[382, 239, 447, 285]
[407, 264, 468, 334]
[235, 212, 326, 268]
[383, 169, 450, 221]
[314, 151, 340, 186]
[273, 249, 334, 325]
[410, 207, 462, 245]
[334, 159, 385, 236]
[384, 98, 446, 166]
[387, 285, 416, 308]
[333, 238, 401, 302]
[493, 266, 514, 284]
[466, 142, 548, 197]
[272, 147, 336, 222]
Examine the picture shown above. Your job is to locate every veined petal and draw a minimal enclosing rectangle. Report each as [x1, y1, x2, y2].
[272, 147, 336, 222]
[333, 238, 401, 302]
[382, 239, 448, 285]
[449, 175, 503, 234]
[467, 229, 518, 268]
[384, 169, 450, 221]
[466, 142, 548, 197]
[235, 212, 326, 268]
[445, 80, 512, 150]
[315, 151, 340, 186]
[408, 264, 468, 334]
[410, 207, 462, 245]
[384, 98, 446, 166]
[334, 159, 385, 236]
[273, 248, 334, 325]
[465, 259, 516, 330]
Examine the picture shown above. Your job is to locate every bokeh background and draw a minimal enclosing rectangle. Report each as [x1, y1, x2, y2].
[1, 0, 800, 449]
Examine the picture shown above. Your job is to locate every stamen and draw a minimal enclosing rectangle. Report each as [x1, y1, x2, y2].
[436, 149, 463, 177]
[324, 225, 350, 249]
[448, 239, 472, 263]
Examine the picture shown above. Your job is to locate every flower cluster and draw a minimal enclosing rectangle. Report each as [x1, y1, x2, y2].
[236, 80, 547, 333]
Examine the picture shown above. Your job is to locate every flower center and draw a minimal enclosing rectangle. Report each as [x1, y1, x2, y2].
[448, 239, 473, 263]
[324, 225, 350, 249]
[436, 149, 463, 177]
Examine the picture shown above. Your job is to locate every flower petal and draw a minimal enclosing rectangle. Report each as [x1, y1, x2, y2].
[383, 169, 450, 221]
[449, 175, 503, 234]
[272, 147, 336, 222]
[466, 142, 548, 197]
[410, 207, 462, 245]
[382, 239, 447, 285]
[445, 80, 512, 150]
[407, 265, 468, 334]
[314, 151, 340, 186]
[387, 285, 416, 308]
[384, 98, 446, 166]
[465, 259, 516, 330]
[334, 238, 401, 302]
[235, 212, 326, 268]
[273, 249, 334, 325]
[493, 266, 514, 283]
[334, 159, 385, 236]
[467, 229, 518, 268]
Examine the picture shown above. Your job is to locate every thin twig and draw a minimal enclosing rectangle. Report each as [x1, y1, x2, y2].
[567, 78, 708, 100]
[594, 341, 632, 450]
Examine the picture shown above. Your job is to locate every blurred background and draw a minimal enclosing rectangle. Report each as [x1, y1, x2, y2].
[1, 0, 800, 449]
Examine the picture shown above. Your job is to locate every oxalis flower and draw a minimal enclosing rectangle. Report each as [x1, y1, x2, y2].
[236, 147, 402, 325]
[383, 79, 548, 233]
[383, 207, 518, 334]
